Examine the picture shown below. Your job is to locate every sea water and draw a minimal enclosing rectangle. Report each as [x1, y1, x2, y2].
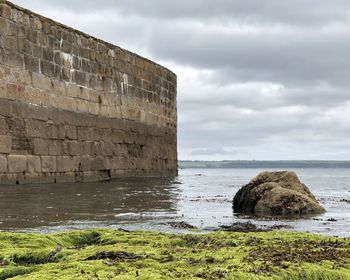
[0, 168, 349, 236]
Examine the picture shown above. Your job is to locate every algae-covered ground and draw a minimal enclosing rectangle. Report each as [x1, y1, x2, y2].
[0, 229, 349, 279]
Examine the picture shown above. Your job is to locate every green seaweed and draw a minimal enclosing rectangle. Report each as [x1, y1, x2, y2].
[0, 266, 34, 280]
[0, 229, 348, 279]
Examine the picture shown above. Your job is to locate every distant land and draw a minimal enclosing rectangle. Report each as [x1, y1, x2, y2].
[179, 160, 350, 169]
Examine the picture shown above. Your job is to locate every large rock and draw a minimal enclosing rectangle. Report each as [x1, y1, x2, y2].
[233, 171, 325, 216]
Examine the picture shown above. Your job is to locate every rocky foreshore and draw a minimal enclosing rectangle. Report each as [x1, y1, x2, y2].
[0, 229, 349, 279]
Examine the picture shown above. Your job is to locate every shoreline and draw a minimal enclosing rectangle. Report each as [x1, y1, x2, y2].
[0, 228, 349, 279]
[0, 168, 348, 237]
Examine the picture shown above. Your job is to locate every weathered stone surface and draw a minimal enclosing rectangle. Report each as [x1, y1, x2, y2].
[0, 135, 11, 153]
[57, 156, 72, 172]
[27, 156, 41, 173]
[233, 171, 325, 216]
[68, 141, 84, 156]
[48, 140, 62, 156]
[26, 119, 47, 138]
[91, 156, 107, 171]
[77, 127, 92, 141]
[0, 117, 7, 134]
[66, 125, 77, 140]
[8, 155, 26, 173]
[0, 154, 7, 173]
[47, 125, 66, 140]
[33, 138, 48, 155]
[41, 156, 57, 173]
[0, 0, 177, 184]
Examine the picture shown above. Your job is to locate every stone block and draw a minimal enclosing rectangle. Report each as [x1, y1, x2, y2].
[72, 155, 91, 171]
[24, 54, 40, 73]
[58, 97, 77, 111]
[0, 100, 12, 117]
[78, 87, 90, 100]
[33, 138, 48, 155]
[61, 67, 71, 82]
[43, 47, 54, 61]
[110, 130, 121, 144]
[68, 141, 84, 156]
[101, 141, 114, 156]
[109, 157, 123, 170]
[91, 156, 107, 171]
[89, 103, 99, 115]
[0, 4, 12, 19]
[8, 155, 27, 173]
[10, 136, 33, 154]
[77, 99, 89, 113]
[48, 140, 62, 155]
[90, 141, 101, 156]
[41, 156, 57, 172]
[52, 80, 66, 96]
[83, 141, 91, 155]
[0, 154, 7, 173]
[65, 84, 79, 98]
[3, 83, 18, 100]
[47, 124, 66, 139]
[26, 119, 47, 138]
[30, 17, 42, 31]
[77, 127, 92, 141]
[66, 125, 77, 140]
[31, 72, 52, 91]
[110, 106, 122, 119]
[57, 156, 72, 172]
[93, 128, 111, 141]
[81, 155, 91, 171]
[73, 71, 86, 86]
[0, 135, 11, 153]
[27, 156, 41, 173]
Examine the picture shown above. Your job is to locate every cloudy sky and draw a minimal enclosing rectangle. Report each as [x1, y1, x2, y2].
[12, 0, 350, 160]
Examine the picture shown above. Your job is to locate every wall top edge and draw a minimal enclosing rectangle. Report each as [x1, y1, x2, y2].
[0, 0, 177, 79]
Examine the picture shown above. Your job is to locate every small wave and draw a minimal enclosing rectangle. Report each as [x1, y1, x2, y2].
[114, 213, 140, 217]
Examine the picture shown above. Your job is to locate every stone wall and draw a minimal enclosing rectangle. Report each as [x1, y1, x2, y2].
[0, 0, 177, 184]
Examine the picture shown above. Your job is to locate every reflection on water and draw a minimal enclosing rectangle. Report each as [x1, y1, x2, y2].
[0, 168, 349, 236]
[0, 178, 180, 230]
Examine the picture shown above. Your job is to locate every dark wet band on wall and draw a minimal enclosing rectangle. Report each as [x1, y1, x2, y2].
[0, 99, 177, 184]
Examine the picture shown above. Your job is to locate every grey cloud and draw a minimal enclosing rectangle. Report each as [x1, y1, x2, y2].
[180, 80, 350, 109]
[12, 0, 350, 26]
[10, 0, 350, 160]
[12, 0, 350, 87]
[178, 86, 350, 160]
[149, 22, 350, 87]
